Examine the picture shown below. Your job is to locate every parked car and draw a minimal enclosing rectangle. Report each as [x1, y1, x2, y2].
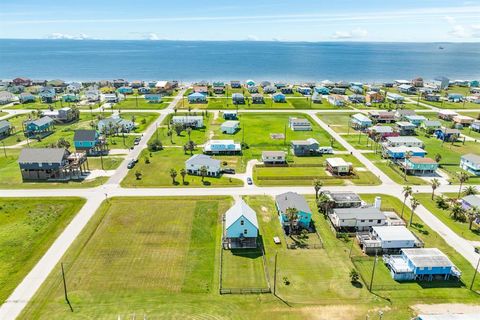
[222, 168, 235, 174]
[246, 177, 253, 185]
[319, 146, 334, 154]
[134, 137, 141, 145]
[127, 160, 136, 169]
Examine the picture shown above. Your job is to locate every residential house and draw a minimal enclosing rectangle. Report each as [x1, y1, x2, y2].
[245, 79, 256, 87]
[382, 146, 427, 159]
[247, 86, 258, 94]
[144, 94, 162, 103]
[423, 93, 441, 102]
[367, 126, 399, 140]
[272, 92, 286, 103]
[12, 77, 31, 86]
[466, 95, 480, 104]
[453, 79, 469, 87]
[471, 120, 480, 132]
[188, 92, 207, 103]
[401, 157, 439, 175]
[251, 93, 264, 104]
[274, 82, 287, 89]
[291, 138, 320, 156]
[232, 93, 245, 104]
[193, 85, 208, 94]
[73, 130, 108, 155]
[23, 116, 54, 137]
[420, 120, 442, 132]
[438, 110, 458, 121]
[117, 86, 133, 95]
[289, 117, 312, 131]
[327, 94, 345, 106]
[398, 84, 416, 94]
[351, 113, 373, 130]
[223, 111, 238, 120]
[0, 120, 11, 138]
[330, 87, 346, 95]
[42, 107, 78, 123]
[314, 86, 330, 95]
[296, 87, 312, 95]
[9, 85, 25, 94]
[0, 91, 15, 105]
[203, 139, 241, 155]
[470, 80, 480, 87]
[336, 81, 350, 88]
[365, 91, 384, 104]
[369, 110, 395, 123]
[448, 93, 464, 102]
[67, 82, 82, 93]
[260, 81, 271, 88]
[185, 154, 221, 176]
[18, 148, 87, 181]
[460, 154, 480, 176]
[395, 109, 416, 121]
[155, 81, 174, 92]
[453, 115, 474, 127]
[405, 115, 426, 127]
[171, 115, 204, 128]
[434, 128, 461, 142]
[262, 151, 286, 165]
[329, 207, 387, 232]
[263, 85, 276, 94]
[348, 94, 365, 103]
[394, 80, 411, 86]
[311, 92, 322, 103]
[97, 115, 135, 134]
[461, 194, 480, 210]
[325, 157, 353, 175]
[230, 80, 241, 88]
[19, 92, 36, 103]
[280, 86, 293, 94]
[386, 92, 405, 103]
[138, 87, 151, 94]
[129, 80, 144, 88]
[385, 136, 423, 148]
[275, 192, 312, 232]
[350, 85, 363, 94]
[320, 80, 335, 88]
[62, 93, 79, 102]
[85, 88, 100, 102]
[102, 93, 118, 103]
[384, 248, 460, 281]
[223, 199, 259, 249]
[113, 79, 127, 88]
[411, 77, 424, 87]
[38, 86, 56, 103]
[395, 122, 416, 136]
[221, 121, 240, 134]
[358, 226, 421, 254]
[433, 76, 450, 90]
[322, 191, 362, 209]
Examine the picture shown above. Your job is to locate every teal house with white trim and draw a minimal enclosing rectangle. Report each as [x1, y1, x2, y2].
[275, 192, 312, 233]
[223, 199, 259, 249]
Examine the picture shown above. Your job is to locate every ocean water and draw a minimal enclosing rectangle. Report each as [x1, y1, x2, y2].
[1, 40, 479, 82]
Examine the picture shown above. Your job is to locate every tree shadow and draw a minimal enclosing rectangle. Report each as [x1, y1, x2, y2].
[182, 181, 190, 186]
[202, 181, 211, 186]
[351, 281, 363, 288]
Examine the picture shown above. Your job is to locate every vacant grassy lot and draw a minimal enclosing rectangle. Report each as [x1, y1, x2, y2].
[121, 148, 243, 188]
[416, 193, 480, 241]
[221, 248, 268, 289]
[0, 197, 85, 303]
[317, 112, 357, 133]
[114, 97, 169, 110]
[86, 156, 124, 170]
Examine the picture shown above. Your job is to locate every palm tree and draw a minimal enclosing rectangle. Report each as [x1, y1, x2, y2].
[186, 127, 192, 141]
[285, 207, 299, 235]
[169, 168, 177, 184]
[434, 153, 442, 166]
[180, 168, 187, 184]
[313, 179, 323, 200]
[431, 178, 440, 200]
[450, 203, 466, 222]
[167, 128, 174, 144]
[463, 185, 478, 196]
[458, 172, 469, 198]
[200, 166, 208, 182]
[466, 207, 479, 230]
[401, 186, 413, 218]
[404, 151, 413, 181]
[409, 197, 420, 227]
[316, 193, 331, 215]
[187, 140, 196, 155]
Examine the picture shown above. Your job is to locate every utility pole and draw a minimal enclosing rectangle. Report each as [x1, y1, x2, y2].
[470, 247, 480, 290]
[61, 263, 73, 312]
[369, 255, 378, 292]
[273, 252, 278, 295]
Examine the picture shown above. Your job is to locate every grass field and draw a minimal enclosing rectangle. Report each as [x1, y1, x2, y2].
[317, 112, 357, 133]
[114, 97, 169, 109]
[0, 197, 85, 303]
[363, 153, 427, 185]
[221, 248, 268, 289]
[86, 156, 124, 170]
[416, 193, 480, 241]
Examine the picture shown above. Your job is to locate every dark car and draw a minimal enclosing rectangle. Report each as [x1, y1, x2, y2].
[222, 168, 235, 174]
[127, 160, 136, 169]
[134, 137, 141, 145]
[246, 177, 253, 185]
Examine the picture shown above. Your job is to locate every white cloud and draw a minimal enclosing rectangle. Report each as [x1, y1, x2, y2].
[246, 34, 259, 41]
[148, 33, 160, 40]
[445, 15, 480, 38]
[331, 28, 368, 39]
[47, 32, 90, 40]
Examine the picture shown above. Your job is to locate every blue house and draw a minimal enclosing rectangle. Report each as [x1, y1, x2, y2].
[23, 116, 54, 137]
[351, 113, 373, 129]
[138, 87, 151, 94]
[245, 79, 256, 87]
[188, 92, 207, 103]
[223, 199, 259, 249]
[39, 86, 56, 103]
[272, 92, 286, 103]
[62, 93, 79, 102]
[469, 80, 479, 88]
[144, 94, 162, 103]
[221, 121, 240, 134]
[223, 111, 238, 120]
[350, 85, 363, 94]
[448, 93, 464, 102]
[402, 157, 439, 175]
[73, 129, 108, 155]
[384, 248, 460, 281]
[275, 192, 312, 233]
[434, 128, 461, 142]
[314, 86, 330, 95]
[19, 93, 36, 103]
[383, 146, 427, 159]
[296, 87, 312, 95]
[117, 86, 133, 94]
[405, 115, 426, 127]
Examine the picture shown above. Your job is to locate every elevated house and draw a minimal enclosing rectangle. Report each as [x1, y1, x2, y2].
[453, 115, 474, 127]
[471, 120, 480, 132]
[280, 86, 293, 94]
[289, 117, 312, 131]
[188, 92, 207, 103]
[358, 226, 422, 255]
[67, 82, 82, 93]
[384, 248, 460, 281]
[325, 157, 353, 176]
[223, 111, 238, 120]
[291, 138, 320, 156]
[434, 127, 461, 142]
[401, 156, 439, 175]
[395, 122, 416, 136]
[350, 85, 363, 94]
[320, 80, 335, 88]
[423, 92, 441, 102]
[274, 82, 287, 89]
[411, 77, 424, 87]
[18, 148, 87, 181]
[365, 91, 384, 104]
[262, 151, 286, 165]
[323, 191, 362, 210]
[329, 206, 387, 232]
[0, 120, 12, 139]
[232, 93, 245, 104]
[447, 93, 464, 102]
[327, 94, 345, 106]
[405, 115, 426, 127]
[23, 116, 54, 138]
[296, 86, 312, 95]
[420, 120, 441, 132]
[263, 85, 276, 94]
[275, 192, 312, 233]
[97, 115, 135, 134]
[155, 81, 175, 92]
[42, 107, 78, 123]
[330, 87, 346, 95]
[171, 115, 204, 128]
[223, 199, 259, 249]
[272, 92, 286, 103]
[85, 88, 100, 102]
[230, 80, 241, 88]
[129, 80, 144, 88]
[203, 139, 241, 155]
[367, 126, 399, 140]
[0, 91, 15, 105]
[311, 92, 322, 104]
[383, 146, 427, 159]
[251, 93, 264, 104]
[260, 81, 271, 88]
[348, 94, 365, 103]
[247, 86, 259, 94]
[62, 93, 79, 102]
[351, 113, 373, 130]
[185, 154, 221, 176]
[461, 194, 480, 210]
[398, 84, 416, 94]
[102, 93, 118, 103]
[144, 94, 162, 103]
[384, 136, 423, 148]
[19, 92, 36, 103]
[314, 86, 330, 95]
[113, 79, 127, 88]
[193, 85, 208, 94]
[433, 76, 450, 90]
[460, 154, 480, 176]
[369, 110, 395, 123]
[12, 77, 31, 86]
[221, 120, 240, 134]
[395, 109, 416, 121]
[394, 80, 411, 86]
[213, 81, 225, 94]
[138, 87, 151, 94]
[245, 79, 256, 87]
[386, 92, 405, 103]
[73, 130, 108, 155]
[438, 110, 458, 121]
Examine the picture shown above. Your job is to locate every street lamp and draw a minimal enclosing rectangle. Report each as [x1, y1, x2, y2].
[470, 247, 480, 291]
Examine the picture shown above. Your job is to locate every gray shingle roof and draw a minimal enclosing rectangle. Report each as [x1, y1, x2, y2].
[462, 195, 480, 208]
[0, 120, 11, 131]
[27, 116, 53, 127]
[18, 148, 66, 164]
[185, 154, 220, 167]
[73, 130, 97, 142]
[275, 192, 311, 214]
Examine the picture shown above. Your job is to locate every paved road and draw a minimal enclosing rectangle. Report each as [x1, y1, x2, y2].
[1, 90, 480, 319]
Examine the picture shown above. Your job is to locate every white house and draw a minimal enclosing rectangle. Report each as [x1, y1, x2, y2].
[358, 226, 420, 254]
[85, 88, 100, 102]
[262, 151, 286, 164]
[384, 136, 424, 148]
[288, 117, 312, 131]
[102, 93, 118, 103]
[460, 154, 480, 176]
[386, 92, 405, 103]
[0, 91, 15, 105]
[67, 82, 82, 93]
[185, 154, 221, 176]
[172, 115, 204, 128]
[220, 120, 240, 134]
[328, 94, 345, 106]
[98, 115, 135, 133]
[223, 199, 259, 249]
[204, 140, 241, 155]
[329, 203, 388, 232]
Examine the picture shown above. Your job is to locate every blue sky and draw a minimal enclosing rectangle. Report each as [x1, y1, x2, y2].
[1, 0, 480, 41]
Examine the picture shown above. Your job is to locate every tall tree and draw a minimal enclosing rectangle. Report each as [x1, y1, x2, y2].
[313, 179, 323, 200]
[450, 203, 466, 222]
[409, 197, 420, 227]
[466, 207, 479, 230]
[458, 172, 469, 199]
[316, 193, 331, 215]
[401, 186, 413, 218]
[180, 168, 187, 184]
[285, 207, 299, 235]
[200, 166, 208, 182]
[169, 168, 177, 184]
[431, 178, 440, 200]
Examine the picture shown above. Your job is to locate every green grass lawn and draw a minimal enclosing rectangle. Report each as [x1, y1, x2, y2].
[0, 197, 85, 303]
[86, 156, 124, 170]
[416, 193, 480, 241]
[121, 148, 243, 188]
[317, 112, 357, 133]
[0, 111, 7, 117]
[114, 98, 169, 110]
[363, 153, 427, 185]
[221, 248, 268, 289]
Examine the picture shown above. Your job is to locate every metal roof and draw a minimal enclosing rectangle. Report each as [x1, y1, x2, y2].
[401, 248, 454, 268]
[461, 153, 480, 164]
[372, 226, 416, 242]
[185, 154, 220, 167]
[225, 199, 259, 229]
[18, 148, 66, 164]
[333, 207, 387, 220]
[275, 192, 311, 214]
[462, 195, 480, 208]
[73, 130, 97, 142]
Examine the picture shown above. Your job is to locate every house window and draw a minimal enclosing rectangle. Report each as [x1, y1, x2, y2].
[369, 219, 373, 223]
[360, 220, 365, 223]
[240, 220, 244, 225]
[244, 229, 248, 235]
[377, 220, 381, 223]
